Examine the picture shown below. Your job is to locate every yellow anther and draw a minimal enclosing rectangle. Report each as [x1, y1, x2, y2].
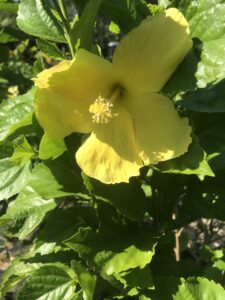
[89, 95, 118, 124]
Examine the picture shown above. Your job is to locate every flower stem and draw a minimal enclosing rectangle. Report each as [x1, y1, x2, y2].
[53, 0, 75, 58]
[65, 32, 75, 58]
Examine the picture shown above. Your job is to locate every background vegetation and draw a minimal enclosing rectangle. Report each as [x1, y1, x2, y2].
[1, 0, 225, 299]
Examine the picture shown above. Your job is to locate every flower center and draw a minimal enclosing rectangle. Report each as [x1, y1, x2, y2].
[89, 87, 121, 124]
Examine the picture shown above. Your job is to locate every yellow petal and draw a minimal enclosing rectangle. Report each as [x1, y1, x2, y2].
[124, 92, 192, 164]
[34, 60, 72, 89]
[113, 8, 192, 93]
[76, 105, 143, 184]
[35, 49, 115, 138]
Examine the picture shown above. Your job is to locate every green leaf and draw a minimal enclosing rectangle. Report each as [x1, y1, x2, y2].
[148, 172, 188, 225]
[37, 39, 64, 60]
[0, 187, 58, 239]
[158, 0, 172, 8]
[21, 162, 74, 199]
[74, 0, 149, 32]
[74, 0, 149, 33]
[39, 133, 66, 160]
[17, 264, 76, 300]
[0, 159, 31, 200]
[0, 88, 34, 141]
[173, 277, 225, 300]
[33, 53, 45, 75]
[209, 151, 225, 173]
[0, 140, 13, 159]
[0, 259, 39, 298]
[116, 266, 154, 291]
[17, 0, 65, 42]
[176, 184, 225, 226]
[84, 177, 149, 220]
[179, 78, 225, 112]
[71, 0, 102, 51]
[0, 2, 19, 14]
[156, 138, 214, 177]
[72, 0, 87, 14]
[0, 44, 9, 62]
[0, 28, 20, 43]
[66, 225, 156, 276]
[192, 112, 225, 153]
[10, 135, 35, 164]
[145, 275, 180, 300]
[0, 156, 83, 238]
[163, 48, 199, 96]
[100, 0, 149, 33]
[214, 259, 225, 271]
[179, 0, 225, 87]
[72, 260, 96, 300]
[31, 207, 97, 256]
[27, 158, 82, 199]
[29, 163, 71, 199]
[109, 21, 120, 34]
[148, 3, 163, 15]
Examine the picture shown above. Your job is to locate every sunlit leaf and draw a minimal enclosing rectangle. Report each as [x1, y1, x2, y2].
[0, 259, 39, 298]
[66, 224, 156, 276]
[17, 0, 65, 42]
[0, 187, 58, 239]
[70, 0, 103, 51]
[158, 0, 172, 8]
[10, 135, 35, 164]
[31, 207, 97, 256]
[21, 161, 80, 199]
[0, 158, 31, 200]
[156, 138, 214, 177]
[178, 0, 225, 87]
[39, 133, 66, 160]
[72, 260, 96, 300]
[173, 277, 225, 300]
[17, 264, 77, 300]
[0, 88, 34, 141]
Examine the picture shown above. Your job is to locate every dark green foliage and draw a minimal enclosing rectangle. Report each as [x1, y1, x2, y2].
[1, 0, 225, 299]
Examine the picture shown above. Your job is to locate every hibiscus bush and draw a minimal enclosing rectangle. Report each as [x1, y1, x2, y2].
[1, 0, 225, 299]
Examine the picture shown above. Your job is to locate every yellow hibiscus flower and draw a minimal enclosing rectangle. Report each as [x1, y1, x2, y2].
[34, 8, 192, 184]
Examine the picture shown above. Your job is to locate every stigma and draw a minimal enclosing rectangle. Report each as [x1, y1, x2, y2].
[89, 95, 118, 124]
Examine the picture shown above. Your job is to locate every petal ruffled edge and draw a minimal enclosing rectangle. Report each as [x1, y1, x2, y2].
[123, 91, 192, 165]
[34, 60, 72, 89]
